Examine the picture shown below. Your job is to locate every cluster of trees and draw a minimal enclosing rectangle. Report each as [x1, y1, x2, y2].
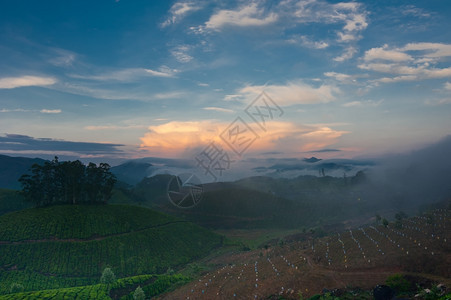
[19, 157, 116, 206]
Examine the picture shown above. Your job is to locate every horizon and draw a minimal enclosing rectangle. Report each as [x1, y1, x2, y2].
[1, 1, 451, 168]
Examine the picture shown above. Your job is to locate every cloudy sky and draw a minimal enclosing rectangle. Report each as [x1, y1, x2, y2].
[0, 0, 450, 163]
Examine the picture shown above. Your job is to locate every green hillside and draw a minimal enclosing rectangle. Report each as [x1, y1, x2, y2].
[0, 273, 190, 300]
[0, 189, 29, 216]
[0, 204, 223, 295]
[125, 175, 375, 230]
[178, 185, 297, 229]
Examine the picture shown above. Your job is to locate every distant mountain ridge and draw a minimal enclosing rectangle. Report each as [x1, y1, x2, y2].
[0, 155, 46, 190]
[303, 157, 322, 163]
[110, 161, 153, 185]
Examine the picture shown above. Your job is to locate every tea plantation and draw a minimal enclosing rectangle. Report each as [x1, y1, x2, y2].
[0, 204, 223, 296]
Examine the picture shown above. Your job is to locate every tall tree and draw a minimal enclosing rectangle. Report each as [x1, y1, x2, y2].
[99, 163, 116, 203]
[100, 267, 116, 292]
[19, 158, 116, 206]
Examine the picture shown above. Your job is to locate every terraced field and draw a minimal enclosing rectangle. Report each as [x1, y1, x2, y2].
[0, 204, 223, 295]
[159, 209, 451, 299]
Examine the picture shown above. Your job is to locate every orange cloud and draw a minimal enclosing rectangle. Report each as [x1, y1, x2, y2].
[139, 120, 348, 158]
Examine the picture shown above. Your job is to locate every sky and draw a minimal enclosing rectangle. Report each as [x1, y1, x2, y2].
[0, 0, 451, 165]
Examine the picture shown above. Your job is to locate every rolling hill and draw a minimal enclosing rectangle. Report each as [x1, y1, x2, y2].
[0, 204, 223, 295]
[125, 174, 380, 230]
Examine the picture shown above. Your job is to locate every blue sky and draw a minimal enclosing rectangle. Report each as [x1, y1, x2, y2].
[0, 0, 450, 163]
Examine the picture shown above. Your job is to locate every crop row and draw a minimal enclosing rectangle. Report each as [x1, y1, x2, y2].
[0, 270, 95, 295]
[0, 273, 188, 300]
[0, 223, 222, 280]
[0, 205, 175, 241]
[0, 283, 109, 299]
[119, 274, 190, 300]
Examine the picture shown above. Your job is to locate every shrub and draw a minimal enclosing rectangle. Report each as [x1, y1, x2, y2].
[133, 286, 145, 300]
[386, 274, 410, 295]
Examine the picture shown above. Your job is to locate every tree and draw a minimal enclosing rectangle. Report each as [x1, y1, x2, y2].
[85, 162, 103, 203]
[9, 282, 24, 294]
[382, 218, 389, 228]
[133, 286, 146, 300]
[100, 267, 116, 292]
[19, 158, 116, 206]
[99, 163, 116, 203]
[375, 214, 382, 224]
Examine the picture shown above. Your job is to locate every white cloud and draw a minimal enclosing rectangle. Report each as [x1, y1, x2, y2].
[161, 1, 202, 27]
[342, 99, 383, 107]
[0, 108, 62, 114]
[359, 63, 451, 80]
[70, 66, 178, 81]
[289, 0, 367, 61]
[239, 80, 339, 106]
[358, 43, 451, 82]
[202, 107, 234, 113]
[290, 0, 368, 44]
[342, 101, 362, 107]
[444, 82, 451, 91]
[0, 76, 56, 89]
[144, 66, 179, 78]
[139, 120, 348, 157]
[374, 75, 418, 83]
[48, 49, 76, 67]
[190, 0, 366, 61]
[153, 91, 184, 99]
[358, 63, 417, 74]
[401, 5, 431, 18]
[40, 109, 62, 114]
[343, 11, 367, 32]
[223, 94, 244, 101]
[288, 35, 329, 49]
[51, 82, 181, 102]
[171, 45, 194, 63]
[337, 32, 359, 42]
[363, 46, 413, 62]
[0, 108, 29, 113]
[324, 72, 360, 84]
[198, 82, 209, 87]
[204, 3, 277, 30]
[400, 42, 451, 58]
[334, 46, 357, 62]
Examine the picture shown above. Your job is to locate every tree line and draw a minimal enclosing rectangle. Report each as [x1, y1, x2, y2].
[19, 157, 116, 206]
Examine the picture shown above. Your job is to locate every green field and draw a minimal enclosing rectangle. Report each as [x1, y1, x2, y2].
[0, 273, 190, 299]
[0, 204, 223, 296]
[0, 189, 29, 216]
